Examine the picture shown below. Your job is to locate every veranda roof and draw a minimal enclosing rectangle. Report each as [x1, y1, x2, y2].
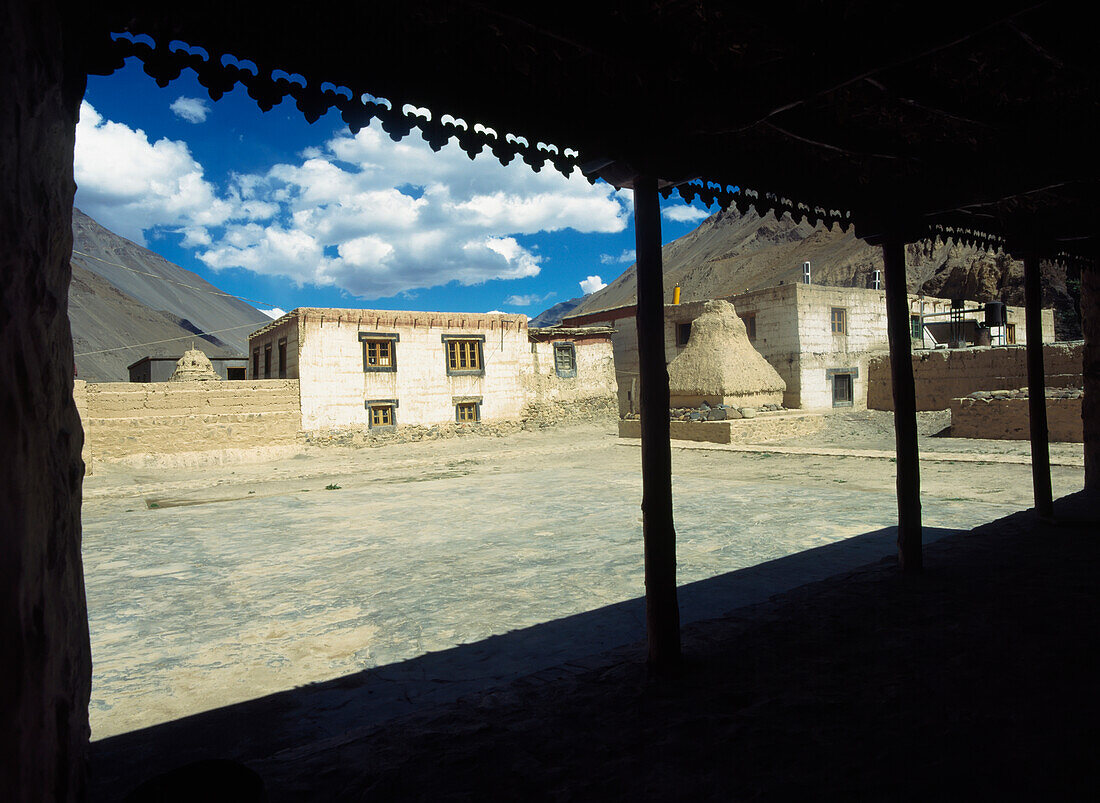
[84, 1, 1098, 252]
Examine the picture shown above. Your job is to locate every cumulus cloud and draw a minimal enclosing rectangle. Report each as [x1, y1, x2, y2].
[600, 249, 635, 265]
[580, 275, 607, 294]
[75, 109, 632, 298]
[170, 97, 211, 124]
[662, 204, 710, 223]
[260, 307, 287, 319]
[74, 101, 235, 244]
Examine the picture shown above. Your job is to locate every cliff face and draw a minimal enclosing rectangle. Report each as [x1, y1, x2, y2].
[568, 206, 1081, 339]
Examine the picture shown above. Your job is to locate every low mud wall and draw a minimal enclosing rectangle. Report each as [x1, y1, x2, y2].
[79, 380, 302, 463]
[950, 390, 1083, 443]
[868, 342, 1083, 411]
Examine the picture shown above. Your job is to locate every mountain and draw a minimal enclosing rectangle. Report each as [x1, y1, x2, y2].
[529, 296, 587, 327]
[567, 206, 1082, 339]
[69, 209, 271, 381]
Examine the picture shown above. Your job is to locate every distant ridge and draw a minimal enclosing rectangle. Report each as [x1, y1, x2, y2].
[565, 206, 1080, 339]
[529, 296, 586, 328]
[69, 209, 270, 381]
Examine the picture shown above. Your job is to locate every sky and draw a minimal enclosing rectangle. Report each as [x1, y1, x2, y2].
[75, 58, 720, 321]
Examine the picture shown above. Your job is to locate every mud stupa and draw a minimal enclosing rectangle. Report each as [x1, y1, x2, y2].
[169, 345, 221, 382]
[667, 300, 785, 408]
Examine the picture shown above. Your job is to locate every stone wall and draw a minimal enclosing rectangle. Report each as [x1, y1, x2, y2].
[525, 338, 618, 421]
[0, 1, 90, 797]
[868, 342, 1084, 411]
[950, 391, 1084, 442]
[81, 381, 301, 460]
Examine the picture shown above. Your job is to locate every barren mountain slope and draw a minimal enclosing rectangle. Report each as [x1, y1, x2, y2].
[69, 209, 270, 381]
[570, 207, 1080, 338]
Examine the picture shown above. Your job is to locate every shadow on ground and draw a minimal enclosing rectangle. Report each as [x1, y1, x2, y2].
[90, 495, 1099, 801]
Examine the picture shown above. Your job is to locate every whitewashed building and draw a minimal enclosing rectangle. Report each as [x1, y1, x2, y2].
[562, 283, 1055, 411]
[248, 308, 616, 431]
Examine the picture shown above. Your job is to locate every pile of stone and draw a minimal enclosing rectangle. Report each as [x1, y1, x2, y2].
[965, 387, 1083, 401]
[670, 401, 786, 421]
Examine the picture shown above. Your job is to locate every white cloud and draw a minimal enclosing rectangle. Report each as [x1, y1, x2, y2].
[662, 204, 710, 223]
[503, 292, 554, 306]
[580, 275, 607, 295]
[75, 108, 632, 299]
[260, 307, 287, 319]
[74, 101, 232, 244]
[170, 97, 211, 124]
[600, 249, 635, 265]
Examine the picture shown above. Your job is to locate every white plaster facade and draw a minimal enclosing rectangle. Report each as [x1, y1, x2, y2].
[563, 283, 1056, 411]
[249, 308, 616, 431]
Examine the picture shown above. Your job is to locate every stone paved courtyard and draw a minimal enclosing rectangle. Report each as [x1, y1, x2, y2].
[81, 417, 1085, 741]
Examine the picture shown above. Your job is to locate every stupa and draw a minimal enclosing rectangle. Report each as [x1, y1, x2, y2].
[667, 300, 785, 408]
[168, 345, 221, 382]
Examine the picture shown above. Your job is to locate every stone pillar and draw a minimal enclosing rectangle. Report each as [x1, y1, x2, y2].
[1083, 262, 1100, 490]
[0, 1, 91, 800]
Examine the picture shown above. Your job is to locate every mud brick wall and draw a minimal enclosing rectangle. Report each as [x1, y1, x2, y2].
[950, 396, 1084, 443]
[81, 380, 302, 460]
[867, 342, 1084, 411]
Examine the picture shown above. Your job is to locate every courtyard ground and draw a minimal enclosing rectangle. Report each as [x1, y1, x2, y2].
[82, 412, 1088, 798]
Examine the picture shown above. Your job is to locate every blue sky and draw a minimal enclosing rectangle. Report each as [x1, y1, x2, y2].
[76, 59, 719, 320]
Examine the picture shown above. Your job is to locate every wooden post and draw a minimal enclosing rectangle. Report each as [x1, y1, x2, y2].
[1024, 253, 1054, 517]
[881, 236, 923, 571]
[633, 175, 681, 669]
[1083, 262, 1100, 491]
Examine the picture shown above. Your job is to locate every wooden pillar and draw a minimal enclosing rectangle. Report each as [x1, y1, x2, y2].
[633, 175, 681, 669]
[1024, 253, 1054, 516]
[881, 236, 922, 571]
[1, 1, 91, 799]
[1082, 262, 1100, 490]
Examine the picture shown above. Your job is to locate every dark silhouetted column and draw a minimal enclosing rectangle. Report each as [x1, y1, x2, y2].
[1083, 262, 1100, 491]
[882, 236, 922, 571]
[1024, 253, 1054, 517]
[633, 175, 681, 669]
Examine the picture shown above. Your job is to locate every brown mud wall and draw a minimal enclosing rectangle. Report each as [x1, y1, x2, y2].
[950, 397, 1083, 443]
[868, 343, 1084, 412]
[81, 381, 302, 461]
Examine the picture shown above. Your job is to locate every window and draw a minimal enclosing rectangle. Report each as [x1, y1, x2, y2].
[252, 349, 259, 379]
[456, 402, 480, 422]
[741, 312, 757, 341]
[910, 315, 922, 340]
[675, 322, 692, 346]
[1006, 323, 1017, 344]
[830, 307, 847, 335]
[553, 342, 577, 378]
[365, 399, 398, 428]
[359, 332, 399, 372]
[227, 367, 246, 380]
[278, 338, 287, 379]
[832, 373, 853, 407]
[442, 335, 485, 375]
[263, 344, 272, 378]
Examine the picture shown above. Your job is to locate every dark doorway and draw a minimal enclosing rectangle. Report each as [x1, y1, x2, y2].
[832, 373, 853, 407]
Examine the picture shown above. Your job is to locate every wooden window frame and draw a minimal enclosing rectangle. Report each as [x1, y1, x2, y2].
[455, 400, 481, 423]
[830, 307, 848, 335]
[252, 349, 259, 379]
[553, 341, 577, 378]
[441, 334, 486, 376]
[675, 322, 692, 347]
[263, 344, 272, 378]
[741, 312, 757, 341]
[359, 332, 399, 372]
[364, 398, 398, 429]
[1006, 323, 1017, 344]
[277, 337, 288, 379]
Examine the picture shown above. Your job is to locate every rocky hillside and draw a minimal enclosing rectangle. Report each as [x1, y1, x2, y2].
[70, 209, 270, 381]
[568, 206, 1081, 339]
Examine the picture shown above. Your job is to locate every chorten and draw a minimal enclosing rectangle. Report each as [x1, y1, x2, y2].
[169, 345, 221, 382]
[667, 300, 785, 408]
